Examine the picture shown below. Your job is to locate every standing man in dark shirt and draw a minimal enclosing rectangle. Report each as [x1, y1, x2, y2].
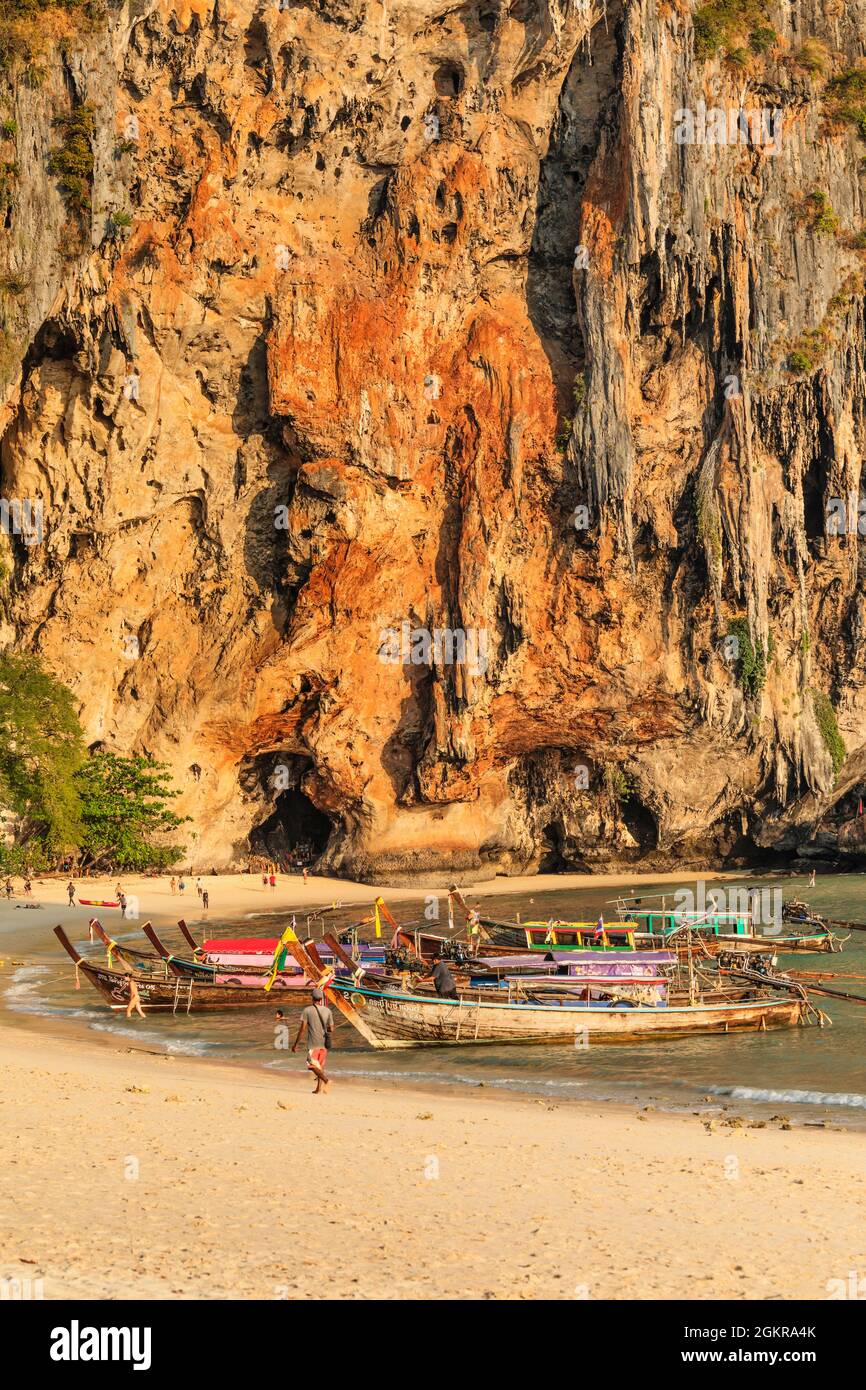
[292, 987, 334, 1093]
[429, 953, 459, 1000]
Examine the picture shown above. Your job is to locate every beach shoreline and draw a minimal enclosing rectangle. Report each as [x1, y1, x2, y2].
[1, 1017, 864, 1300]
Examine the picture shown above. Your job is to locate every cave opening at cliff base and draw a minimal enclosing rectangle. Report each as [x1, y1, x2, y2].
[245, 754, 333, 867]
[249, 787, 332, 867]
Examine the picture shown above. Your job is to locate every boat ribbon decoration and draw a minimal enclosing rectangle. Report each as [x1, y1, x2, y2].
[264, 919, 300, 992]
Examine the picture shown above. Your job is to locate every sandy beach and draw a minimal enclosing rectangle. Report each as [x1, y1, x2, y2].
[0, 862, 776, 938]
[2, 864, 862, 1301]
[1, 1018, 864, 1301]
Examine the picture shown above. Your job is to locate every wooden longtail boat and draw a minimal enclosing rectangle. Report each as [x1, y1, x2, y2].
[176, 919, 388, 970]
[88, 918, 219, 979]
[320, 976, 806, 1047]
[465, 920, 643, 952]
[301, 933, 809, 1047]
[54, 926, 319, 1011]
[617, 904, 837, 955]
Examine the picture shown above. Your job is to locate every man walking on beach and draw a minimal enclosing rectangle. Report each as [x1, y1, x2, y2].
[292, 988, 333, 1093]
[202, 888, 209, 911]
[67, 881, 76, 908]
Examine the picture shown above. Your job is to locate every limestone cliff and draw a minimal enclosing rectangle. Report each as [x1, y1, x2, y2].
[1, 0, 866, 880]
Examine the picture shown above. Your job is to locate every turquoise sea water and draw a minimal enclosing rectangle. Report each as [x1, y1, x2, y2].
[5, 872, 866, 1123]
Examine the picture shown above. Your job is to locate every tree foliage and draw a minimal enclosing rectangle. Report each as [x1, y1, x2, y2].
[0, 651, 84, 850]
[74, 751, 189, 870]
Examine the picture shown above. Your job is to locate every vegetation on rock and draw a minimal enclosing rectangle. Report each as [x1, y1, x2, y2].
[0, 0, 102, 68]
[693, 1, 776, 62]
[0, 654, 188, 869]
[811, 689, 846, 777]
[824, 65, 866, 140]
[47, 102, 94, 215]
[727, 617, 767, 698]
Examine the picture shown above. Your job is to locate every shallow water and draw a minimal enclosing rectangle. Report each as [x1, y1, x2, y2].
[5, 872, 866, 1123]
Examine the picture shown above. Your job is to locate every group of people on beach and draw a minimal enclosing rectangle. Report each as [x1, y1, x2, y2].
[5, 875, 33, 900]
[167, 875, 210, 908]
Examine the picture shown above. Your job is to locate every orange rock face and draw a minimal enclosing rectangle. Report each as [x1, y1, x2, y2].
[2, 1, 866, 878]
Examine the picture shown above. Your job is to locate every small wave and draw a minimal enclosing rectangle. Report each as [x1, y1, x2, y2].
[3, 964, 51, 1012]
[262, 1060, 589, 1094]
[89, 1021, 220, 1056]
[711, 1084, 866, 1110]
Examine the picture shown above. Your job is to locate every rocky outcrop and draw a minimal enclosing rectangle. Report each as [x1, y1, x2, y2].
[1, 0, 866, 880]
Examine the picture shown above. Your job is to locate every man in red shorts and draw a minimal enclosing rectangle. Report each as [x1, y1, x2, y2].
[291, 987, 334, 1093]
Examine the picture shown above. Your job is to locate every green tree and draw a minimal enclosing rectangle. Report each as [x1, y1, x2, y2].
[0, 651, 84, 852]
[74, 751, 188, 870]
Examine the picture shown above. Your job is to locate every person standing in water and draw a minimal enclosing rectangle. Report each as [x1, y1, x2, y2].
[125, 976, 145, 1020]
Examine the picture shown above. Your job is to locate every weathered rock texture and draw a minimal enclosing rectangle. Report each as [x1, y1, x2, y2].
[2, 0, 866, 879]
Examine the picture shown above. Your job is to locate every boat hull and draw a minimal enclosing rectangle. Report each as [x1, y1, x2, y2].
[76, 960, 318, 1011]
[332, 984, 805, 1047]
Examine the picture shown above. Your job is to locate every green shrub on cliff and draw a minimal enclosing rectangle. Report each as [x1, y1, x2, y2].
[727, 617, 766, 698]
[693, 1, 777, 62]
[0, 0, 103, 70]
[825, 65, 866, 141]
[804, 189, 840, 237]
[811, 689, 845, 776]
[47, 102, 94, 215]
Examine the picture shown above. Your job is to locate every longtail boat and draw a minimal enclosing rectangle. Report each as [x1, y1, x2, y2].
[176, 919, 389, 970]
[612, 898, 838, 954]
[54, 926, 319, 1012]
[299, 933, 810, 1048]
[469, 920, 643, 952]
[317, 976, 807, 1047]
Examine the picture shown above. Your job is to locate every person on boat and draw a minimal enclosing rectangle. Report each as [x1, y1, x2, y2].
[125, 976, 145, 1021]
[291, 988, 333, 1094]
[426, 952, 458, 1000]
